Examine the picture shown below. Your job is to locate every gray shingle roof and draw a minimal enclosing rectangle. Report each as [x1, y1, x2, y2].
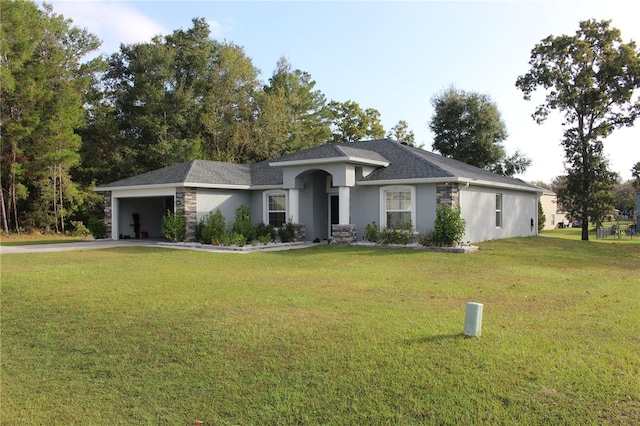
[97, 139, 539, 192]
[97, 160, 251, 188]
[268, 143, 388, 164]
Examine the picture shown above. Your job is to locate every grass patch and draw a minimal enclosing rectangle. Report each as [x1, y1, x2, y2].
[2, 238, 639, 424]
[541, 224, 639, 245]
[0, 233, 86, 246]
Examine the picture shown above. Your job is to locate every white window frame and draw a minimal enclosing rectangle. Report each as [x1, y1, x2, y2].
[495, 193, 503, 228]
[379, 185, 416, 229]
[264, 190, 288, 228]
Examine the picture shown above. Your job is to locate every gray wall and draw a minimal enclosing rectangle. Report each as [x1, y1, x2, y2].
[196, 189, 251, 224]
[460, 186, 538, 243]
[350, 184, 438, 240]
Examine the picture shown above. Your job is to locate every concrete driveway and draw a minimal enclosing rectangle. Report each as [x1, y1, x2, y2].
[0, 239, 315, 254]
[0, 239, 159, 254]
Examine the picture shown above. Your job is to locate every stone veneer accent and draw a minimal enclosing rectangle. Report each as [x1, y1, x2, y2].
[292, 224, 306, 242]
[331, 224, 357, 244]
[103, 191, 112, 239]
[436, 183, 460, 209]
[176, 187, 197, 242]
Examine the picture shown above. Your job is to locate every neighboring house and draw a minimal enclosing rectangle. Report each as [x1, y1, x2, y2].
[95, 139, 543, 244]
[540, 191, 568, 230]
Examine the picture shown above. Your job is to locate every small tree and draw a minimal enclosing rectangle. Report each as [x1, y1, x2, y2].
[161, 209, 185, 242]
[538, 200, 546, 233]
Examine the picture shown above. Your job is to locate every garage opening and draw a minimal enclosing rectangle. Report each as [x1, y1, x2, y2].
[117, 196, 174, 239]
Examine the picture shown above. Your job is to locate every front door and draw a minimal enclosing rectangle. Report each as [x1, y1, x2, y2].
[329, 194, 339, 236]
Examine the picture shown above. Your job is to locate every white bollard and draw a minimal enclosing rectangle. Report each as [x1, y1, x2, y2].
[464, 302, 483, 337]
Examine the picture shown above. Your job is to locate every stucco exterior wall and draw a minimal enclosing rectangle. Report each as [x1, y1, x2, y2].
[350, 183, 438, 240]
[350, 186, 379, 240]
[196, 188, 251, 224]
[460, 186, 538, 243]
[416, 184, 438, 233]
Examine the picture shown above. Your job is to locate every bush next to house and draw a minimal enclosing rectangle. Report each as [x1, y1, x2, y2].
[87, 217, 106, 239]
[255, 222, 276, 243]
[232, 205, 256, 242]
[196, 209, 227, 245]
[161, 209, 186, 242]
[424, 204, 466, 247]
[377, 221, 414, 245]
[278, 220, 295, 243]
[364, 222, 379, 242]
[231, 232, 247, 247]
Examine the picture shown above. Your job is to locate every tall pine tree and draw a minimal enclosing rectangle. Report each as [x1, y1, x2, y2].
[1, 1, 100, 232]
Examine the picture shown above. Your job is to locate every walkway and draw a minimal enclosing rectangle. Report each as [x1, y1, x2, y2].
[0, 239, 316, 255]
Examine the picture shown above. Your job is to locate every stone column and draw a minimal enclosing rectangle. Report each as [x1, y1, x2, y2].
[436, 183, 460, 209]
[103, 191, 112, 239]
[331, 224, 356, 244]
[292, 224, 306, 242]
[176, 187, 197, 242]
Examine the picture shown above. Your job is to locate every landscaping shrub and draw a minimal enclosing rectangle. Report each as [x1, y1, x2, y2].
[418, 231, 436, 246]
[255, 222, 276, 242]
[87, 217, 106, 239]
[161, 209, 186, 242]
[231, 232, 247, 247]
[231, 205, 256, 242]
[377, 221, 414, 245]
[278, 220, 295, 243]
[364, 222, 379, 242]
[196, 209, 227, 245]
[427, 204, 466, 247]
[69, 220, 92, 237]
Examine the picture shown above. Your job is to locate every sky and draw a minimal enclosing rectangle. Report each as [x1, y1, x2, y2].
[47, 0, 640, 184]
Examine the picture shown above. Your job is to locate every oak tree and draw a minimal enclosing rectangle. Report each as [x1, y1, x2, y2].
[429, 87, 530, 176]
[516, 19, 640, 240]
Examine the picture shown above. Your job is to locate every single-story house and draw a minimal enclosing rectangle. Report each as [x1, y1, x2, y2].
[95, 139, 543, 244]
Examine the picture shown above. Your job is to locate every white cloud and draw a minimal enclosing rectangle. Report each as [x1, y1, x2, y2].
[49, 1, 166, 55]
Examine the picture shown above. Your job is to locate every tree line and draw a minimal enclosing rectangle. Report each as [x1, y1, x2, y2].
[2, 1, 639, 240]
[2, 3, 390, 233]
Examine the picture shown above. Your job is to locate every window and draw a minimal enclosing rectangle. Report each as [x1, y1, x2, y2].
[266, 192, 287, 227]
[380, 186, 415, 229]
[495, 193, 503, 228]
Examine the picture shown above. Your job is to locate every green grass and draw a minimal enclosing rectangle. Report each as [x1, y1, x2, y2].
[541, 223, 639, 245]
[0, 233, 86, 246]
[2, 238, 639, 424]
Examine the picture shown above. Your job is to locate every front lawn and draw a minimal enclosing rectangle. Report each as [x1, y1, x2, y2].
[2, 238, 639, 424]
